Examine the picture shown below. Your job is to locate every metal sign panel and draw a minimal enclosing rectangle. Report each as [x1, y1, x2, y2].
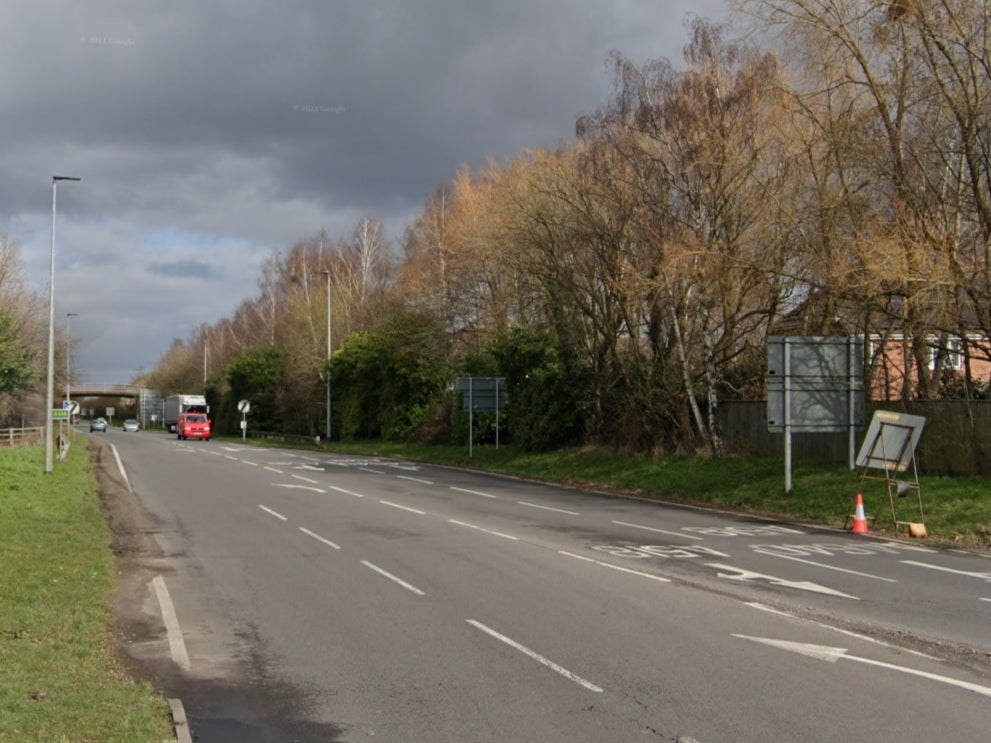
[856, 410, 926, 473]
[456, 377, 506, 413]
[767, 337, 864, 433]
[767, 336, 863, 378]
[767, 382, 866, 431]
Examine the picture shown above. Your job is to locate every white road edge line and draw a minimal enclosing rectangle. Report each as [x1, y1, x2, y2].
[259, 504, 288, 521]
[752, 549, 897, 582]
[448, 519, 519, 541]
[451, 486, 497, 499]
[559, 550, 671, 582]
[467, 619, 603, 693]
[361, 560, 425, 595]
[380, 500, 427, 515]
[109, 444, 132, 493]
[152, 576, 190, 671]
[519, 501, 579, 516]
[612, 520, 704, 540]
[299, 527, 341, 550]
[330, 485, 365, 498]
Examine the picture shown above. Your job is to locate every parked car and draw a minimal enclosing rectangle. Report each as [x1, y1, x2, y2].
[122, 419, 140, 432]
[90, 417, 107, 432]
[176, 412, 211, 441]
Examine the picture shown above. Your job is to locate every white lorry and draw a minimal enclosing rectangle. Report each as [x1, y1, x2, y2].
[163, 394, 209, 433]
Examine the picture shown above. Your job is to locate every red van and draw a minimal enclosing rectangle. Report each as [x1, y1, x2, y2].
[176, 412, 211, 441]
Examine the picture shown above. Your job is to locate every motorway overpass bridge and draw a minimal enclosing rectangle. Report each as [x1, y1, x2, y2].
[69, 385, 165, 428]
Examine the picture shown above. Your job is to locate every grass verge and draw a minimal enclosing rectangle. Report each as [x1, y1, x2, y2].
[235, 436, 991, 548]
[0, 443, 174, 743]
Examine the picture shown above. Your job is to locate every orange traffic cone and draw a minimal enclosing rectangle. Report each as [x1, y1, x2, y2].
[850, 493, 869, 535]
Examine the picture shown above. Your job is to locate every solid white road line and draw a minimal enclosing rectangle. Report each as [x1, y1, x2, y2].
[467, 619, 603, 693]
[361, 560, 425, 595]
[109, 444, 132, 492]
[518, 501, 579, 516]
[380, 500, 427, 515]
[152, 576, 190, 671]
[448, 519, 519, 541]
[559, 550, 671, 583]
[259, 504, 288, 521]
[299, 527, 341, 550]
[451, 486, 498, 499]
[752, 549, 897, 582]
[612, 520, 704, 540]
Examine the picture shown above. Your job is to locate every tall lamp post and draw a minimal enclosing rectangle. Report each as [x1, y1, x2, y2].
[45, 175, 81, 475]
[65, 312, 78, 425]
[321, 269, 332, 441]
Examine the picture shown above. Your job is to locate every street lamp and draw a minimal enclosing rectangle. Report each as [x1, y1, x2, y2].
[45, 175, 81, 475]
[65, 312, 78, 422]
[321, 269, 332, 441]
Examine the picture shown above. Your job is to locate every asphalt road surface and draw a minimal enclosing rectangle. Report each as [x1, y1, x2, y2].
[90, 429, 991, 742]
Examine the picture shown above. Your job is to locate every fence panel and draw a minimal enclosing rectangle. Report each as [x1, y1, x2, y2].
[719, 401, 991, 476]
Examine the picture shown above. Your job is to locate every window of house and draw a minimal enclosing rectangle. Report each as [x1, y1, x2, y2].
[929, 337, 963, 371]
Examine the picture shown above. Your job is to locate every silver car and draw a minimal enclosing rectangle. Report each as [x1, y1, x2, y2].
[122, 419, 140, 432]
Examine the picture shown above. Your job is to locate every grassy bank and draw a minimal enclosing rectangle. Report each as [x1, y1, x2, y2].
[279, 439, 990, 548]
[0, 444, 173, 743]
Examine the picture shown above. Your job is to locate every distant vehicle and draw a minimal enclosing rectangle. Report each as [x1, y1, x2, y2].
[176, 412, 211, 441]
[90, 417, 107, 432]
[163, 394, 208, 433]
[122, 419, 140, 432]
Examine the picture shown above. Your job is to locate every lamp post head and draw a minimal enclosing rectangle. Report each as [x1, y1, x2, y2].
[53, 175, 82, 183]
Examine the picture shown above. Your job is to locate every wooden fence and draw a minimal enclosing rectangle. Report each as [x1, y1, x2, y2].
[0, 426, 45, 448]
[720, 401, 991, 477]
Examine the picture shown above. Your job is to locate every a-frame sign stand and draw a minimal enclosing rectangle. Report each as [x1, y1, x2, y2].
[853, 411, 927, 535]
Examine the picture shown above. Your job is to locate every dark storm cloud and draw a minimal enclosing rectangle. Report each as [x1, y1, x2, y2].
[1, 0, 729, 381]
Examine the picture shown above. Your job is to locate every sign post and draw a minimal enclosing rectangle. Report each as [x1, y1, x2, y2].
[237, 399, 251, 441]
[455, 377, 506, 457]
[767, 337, 865, 493]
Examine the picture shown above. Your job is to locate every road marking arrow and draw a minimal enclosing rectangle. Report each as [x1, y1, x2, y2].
[707, 563, 859, 599]
[734, 635, 991, 698]
[901, 560, 991, 583]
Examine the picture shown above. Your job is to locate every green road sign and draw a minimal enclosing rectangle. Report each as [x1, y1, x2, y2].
[52, 409, 70, 420]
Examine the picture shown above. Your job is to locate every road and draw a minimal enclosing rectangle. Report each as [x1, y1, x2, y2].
[92, 429, 991, 742]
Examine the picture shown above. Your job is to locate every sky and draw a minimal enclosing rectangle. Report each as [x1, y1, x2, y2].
[2, 0, 730, 384]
